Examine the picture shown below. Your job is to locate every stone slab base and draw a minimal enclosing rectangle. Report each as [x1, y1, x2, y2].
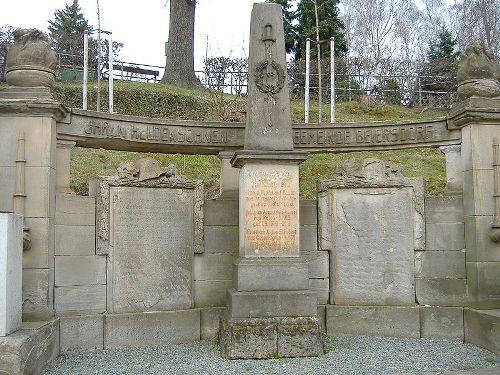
[219, 315, 324, 359]
[104, 309, 200, 349]
[326, 305, 420, 338]
[465, 308, 500, 355]
[0, 319, 59, 375]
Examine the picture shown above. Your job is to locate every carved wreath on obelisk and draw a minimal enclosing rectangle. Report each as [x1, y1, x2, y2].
[255, 60, 286, 95]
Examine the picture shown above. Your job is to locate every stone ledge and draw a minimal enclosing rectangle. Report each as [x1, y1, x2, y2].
[464, 308, 500, 356]
[0, 319, 59, 375]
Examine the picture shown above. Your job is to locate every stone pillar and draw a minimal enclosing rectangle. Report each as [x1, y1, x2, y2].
[219, 4, 323, 359]
[56, 139, 76, 193]
[440, 145, 463, 194]
[449, 100, 500, 309]
[217, 151, 239, 199]
[0, 29, 67, 320]
[449, 44, 500, 309]
[0, 213, 22, 336]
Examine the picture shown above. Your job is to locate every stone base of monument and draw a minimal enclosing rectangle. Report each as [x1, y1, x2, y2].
[0, 86, 54, 100]
[219, 315, 324, 359]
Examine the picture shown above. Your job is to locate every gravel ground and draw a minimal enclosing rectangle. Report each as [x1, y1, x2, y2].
[43, 336, 499, 375]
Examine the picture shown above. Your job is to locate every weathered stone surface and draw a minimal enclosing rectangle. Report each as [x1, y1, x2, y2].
[300, 225, 318, 251]
[415, 251, 466, 279]
[277, 317, 324, 357]
[245, 3, 293, 151]
[457, 43, 500, 100]
[22, 218, 53, 269]
[96, 162, 204, 256]
[467, 262, 500, 309]
[219, 316, 323, 359]
[205, 199, 238, 226]
[465, 216, 500, 262]
[317, 305, 326, 332]
[60, 314, 104, 353]
[108, 186, 194, 313]
[416, 278, 467, 306]
[299, 200, 317, 225]
[22, 268, 53, 321]
[462, 124, 500, 172]
[238, 162, 301, 257]
[56, 193, 95, 226]
[227, 289, 317, 318]
[194, 253, 234, 281]
[326, 305, 420, 338]
[0, 213, 22, 336]
[233, 257, 309, 291]
[304, 250, 329, 279]
[464, 308, 500, 356]
[104, 309, 200, 349]
[426, 222, 465, 251]
[0, 319, 59, 375]
[328, 187, 416, 306]
[201, 307, 225, 338]
[0, 167, 15, 214]
[56, 140, 75, 193]
[55, 255, 106, 286]
[463, 169, 494, 217]
[194, 280, 232, 308]
[5, 29, 56, 88]
[203, 225, 238, 254]
[54, 285, 106, 315]
[440, 145, 463, 193]
[0, 116, 56, 168]
[24, 166, 56, 218]
[425, 196, 464, 224]
[55, 224, 95, 256]
[309, 278, 329, 305]
[420, 306, 464, 340]
[218, 151, 239, 196]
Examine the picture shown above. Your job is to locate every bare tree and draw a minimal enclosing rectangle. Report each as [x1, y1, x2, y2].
[450, 0, 500, 57]
[342, 0, 398, 75]
[161, 0, 200, 88]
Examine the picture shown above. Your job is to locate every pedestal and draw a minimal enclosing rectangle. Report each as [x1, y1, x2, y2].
[219, 151, 324, 359]
[0, 213, 22, 336]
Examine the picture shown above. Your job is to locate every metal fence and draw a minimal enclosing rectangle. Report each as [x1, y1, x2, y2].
[195, 69, 458, 108]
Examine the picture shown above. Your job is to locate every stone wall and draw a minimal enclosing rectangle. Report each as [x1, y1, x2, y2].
[52, 192, 328, 352]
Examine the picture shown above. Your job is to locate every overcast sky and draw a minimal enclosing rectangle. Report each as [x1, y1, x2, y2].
[0, 0, 262, 72]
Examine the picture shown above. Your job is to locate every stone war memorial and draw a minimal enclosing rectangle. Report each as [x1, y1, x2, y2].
[0, 2, 500, 373]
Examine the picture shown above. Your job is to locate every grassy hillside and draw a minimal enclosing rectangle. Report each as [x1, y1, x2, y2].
[49, 80, 449, 198]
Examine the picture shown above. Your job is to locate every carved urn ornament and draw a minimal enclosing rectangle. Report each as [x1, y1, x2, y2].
[457, 43, 500, 100]
[5, 28, 57, 88]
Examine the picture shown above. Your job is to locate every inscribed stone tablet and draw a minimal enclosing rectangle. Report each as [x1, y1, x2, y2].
[109, 187, 193, 313]
[239, 164, 299, 257]
[329, 187, 415, 305]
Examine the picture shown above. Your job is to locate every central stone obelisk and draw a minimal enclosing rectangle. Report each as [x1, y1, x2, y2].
[219, 3, 324, 359]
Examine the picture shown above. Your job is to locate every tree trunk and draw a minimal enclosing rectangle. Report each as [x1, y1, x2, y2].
[161, 0, 200, 88]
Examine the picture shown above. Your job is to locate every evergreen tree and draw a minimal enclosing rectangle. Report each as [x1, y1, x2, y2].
[266, 0, 347, 61]
[294, 0, 347, 60]
[427, 27, 460, 60]
[48, 0, 91, 65]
